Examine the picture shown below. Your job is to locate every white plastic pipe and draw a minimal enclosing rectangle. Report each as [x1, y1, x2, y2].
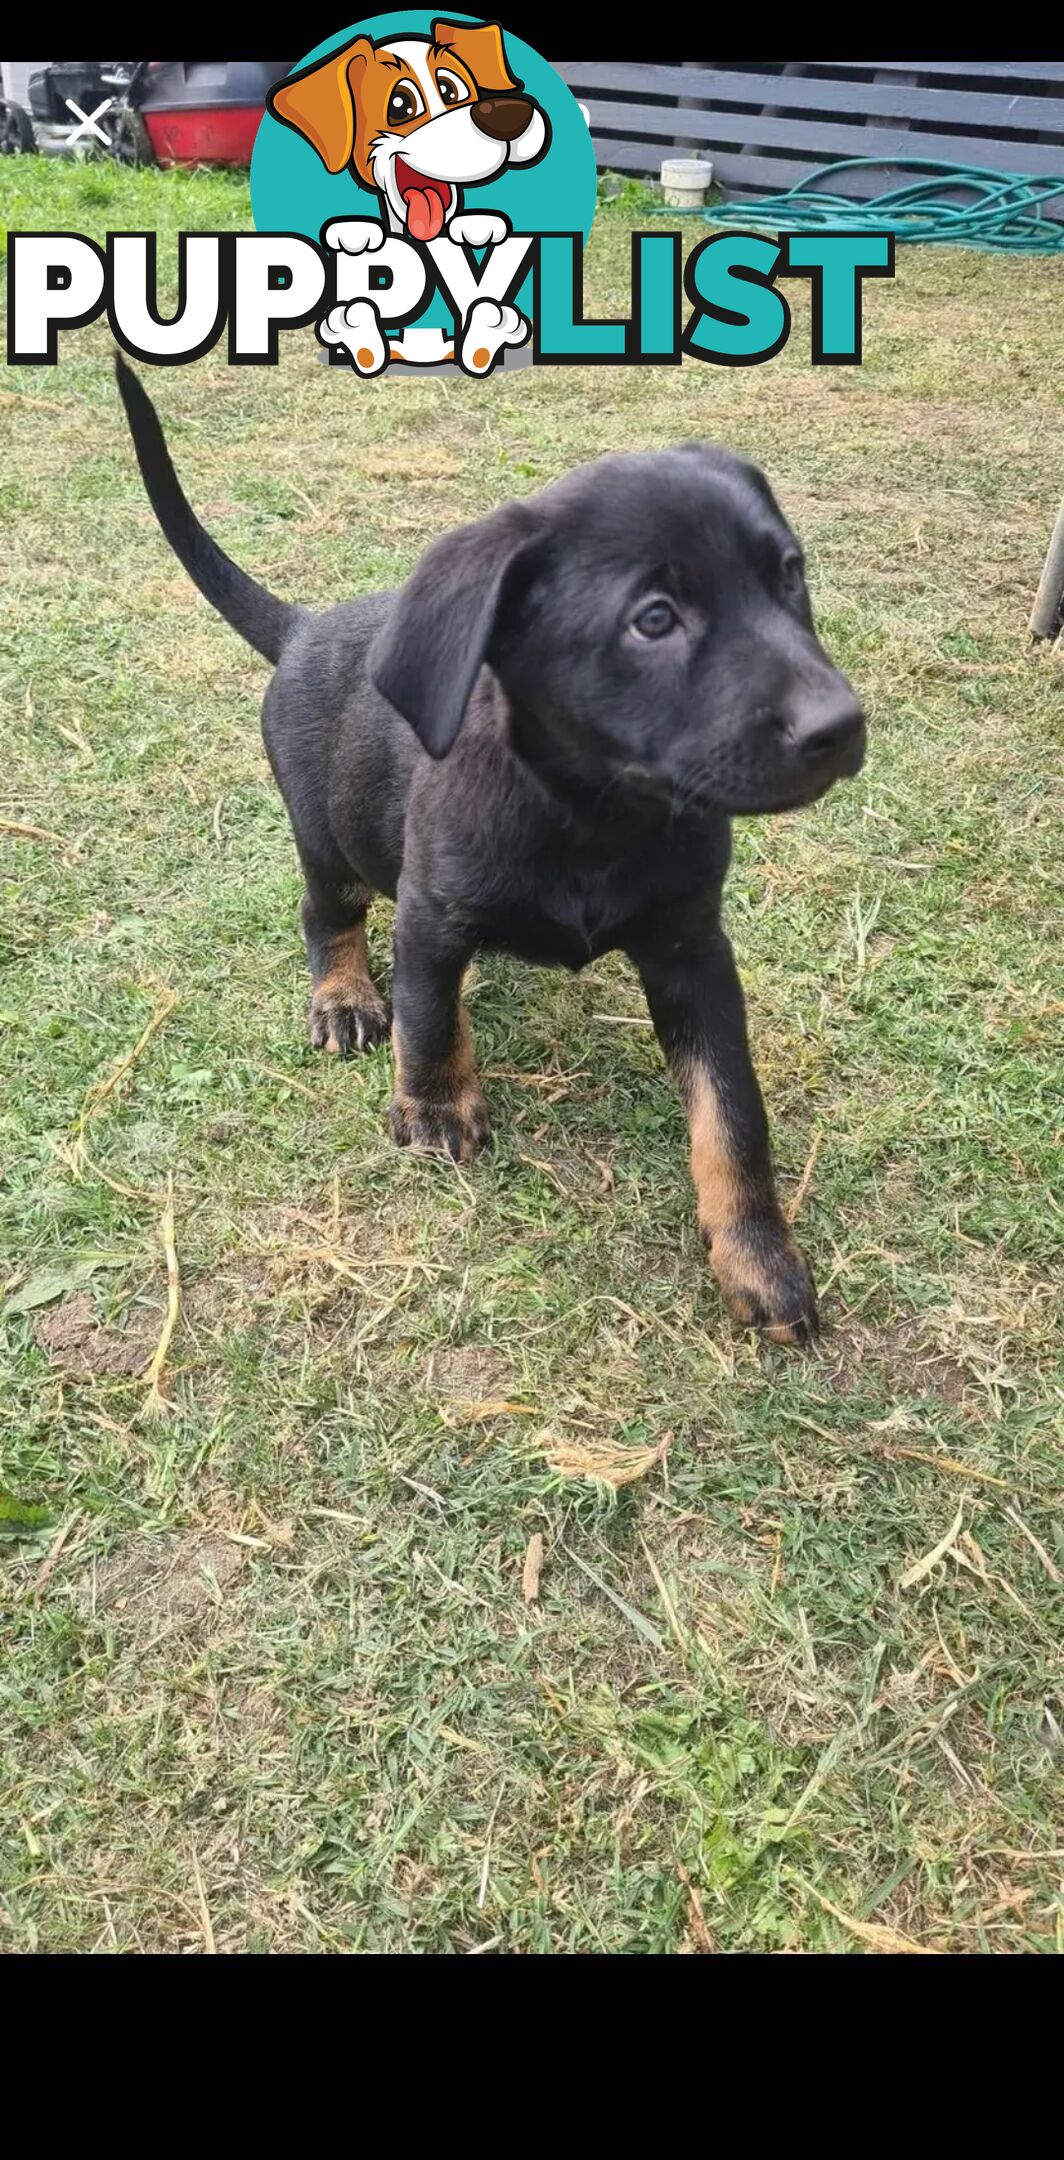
[660, 156, 714, 209]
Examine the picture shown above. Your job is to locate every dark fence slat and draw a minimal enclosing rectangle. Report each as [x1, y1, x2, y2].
[820, 60, 1064, 83]
[563, 61, 1064, 221]
[594, 141, 885, 194]
[558, 61, 1064, 133]
[581, 97, 1064, 176]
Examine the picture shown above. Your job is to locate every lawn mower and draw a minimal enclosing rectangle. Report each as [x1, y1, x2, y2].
[1, 60, 290, 166]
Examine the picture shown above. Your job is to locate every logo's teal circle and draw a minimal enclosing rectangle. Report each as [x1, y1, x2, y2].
[250, 13, 598, 336]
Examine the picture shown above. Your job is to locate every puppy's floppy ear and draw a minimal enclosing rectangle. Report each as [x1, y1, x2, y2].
[431, 18, 519, 93]
[267, 37, 372, 174]
[369, 503, 542, 759]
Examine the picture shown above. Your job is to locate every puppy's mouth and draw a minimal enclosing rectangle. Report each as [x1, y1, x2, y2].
[394, 156, 454, 242]
[661, 723, 866, 819]
[687, 750, 865, 818]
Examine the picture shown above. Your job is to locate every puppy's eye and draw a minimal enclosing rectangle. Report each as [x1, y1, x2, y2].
[387, 81, 423, 125]
[780, 553, 805, 599]
[630, 598, 679, 642]
[436, 71, 467, 106]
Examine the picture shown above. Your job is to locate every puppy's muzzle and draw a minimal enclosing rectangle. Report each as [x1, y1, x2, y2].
[784, 688, 866, 778]
[472, 95, 534, 142]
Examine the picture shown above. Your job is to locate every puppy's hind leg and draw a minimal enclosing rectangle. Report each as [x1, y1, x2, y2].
[303, 872, 391, 1057]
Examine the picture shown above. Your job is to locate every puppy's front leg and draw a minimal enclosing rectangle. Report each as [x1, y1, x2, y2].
[389, 883, 490, 1164]
[631, 920, 819, 1346]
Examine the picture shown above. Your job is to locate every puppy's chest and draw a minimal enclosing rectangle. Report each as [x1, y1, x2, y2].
[481, 857, 663, 968]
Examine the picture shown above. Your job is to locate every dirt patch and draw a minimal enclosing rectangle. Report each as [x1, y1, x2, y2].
[34, 1291, 157, 1379]
[878, 1321, 974, 1406]
[425, 1343, 514, 1401]
[182, 1262, 273, 1334]
[86, 1531, 247, 1635]
[826, 1317, 975, 1406]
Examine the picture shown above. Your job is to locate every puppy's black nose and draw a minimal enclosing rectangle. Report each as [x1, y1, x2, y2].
[789, 693, 865, 769]
[471, 95, 534, 142]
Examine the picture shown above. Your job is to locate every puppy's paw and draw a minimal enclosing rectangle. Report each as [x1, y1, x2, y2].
[309, 984, 391, 1057]
[459, 298, 528, 376]
[448, 210, 511, 249]
[707, 1217, 820, 1348]
[323, 218, 385, 254]
[389, 1088, 491, 1165]
[318, 299, 387, 375]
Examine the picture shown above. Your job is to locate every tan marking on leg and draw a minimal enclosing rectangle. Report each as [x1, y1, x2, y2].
[680, 1060, 747, 1240]
[677, 1059, 815, 1341]
[390, 1005, 490, 1161]
[442, 1004, 478, 1098]
[392, 1004, 478, 1107]
[309, 920, 388, 1055]
[391, 1018, 407, 1097]
[315, 922, 374, 1005]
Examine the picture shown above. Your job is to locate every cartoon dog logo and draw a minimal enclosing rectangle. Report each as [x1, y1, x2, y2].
[267, 19, 551, 375]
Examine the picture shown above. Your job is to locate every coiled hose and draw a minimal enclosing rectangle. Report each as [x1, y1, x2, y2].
[662, 157, 1064, 253]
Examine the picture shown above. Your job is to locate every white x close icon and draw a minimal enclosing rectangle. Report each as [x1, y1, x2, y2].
[65, 97, 113, 147]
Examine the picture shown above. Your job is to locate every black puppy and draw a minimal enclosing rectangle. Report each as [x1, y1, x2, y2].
[116, 355, 865, 1345]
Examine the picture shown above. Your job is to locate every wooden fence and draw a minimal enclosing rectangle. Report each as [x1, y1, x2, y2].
[554, 61, 1064, 214]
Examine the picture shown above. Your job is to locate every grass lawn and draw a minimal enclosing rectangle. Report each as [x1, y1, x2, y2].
[1, 158, 1062, 1954]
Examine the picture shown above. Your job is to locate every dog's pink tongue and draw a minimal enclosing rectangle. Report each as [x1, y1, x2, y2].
[405, 186, 445, 242]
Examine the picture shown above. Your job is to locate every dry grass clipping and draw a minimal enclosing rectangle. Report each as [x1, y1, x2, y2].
[786, 1130, 824, 1224]
[522, 1532, 545, 1603]
[141, 1177, 180, 1419]
[1, 816, 66, 845]
[900, 1502, 965, 1590]
[70, 983, 178, 1175]
[190, 1844, 217, 1954]
[677, 1865, 715, 1953]
[537, 1428, 672, 1490]
[808, 1886, 934, 1956]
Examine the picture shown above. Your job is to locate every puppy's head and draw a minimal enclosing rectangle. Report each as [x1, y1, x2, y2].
[369, 445, 866, 820]
[268, 21, 549, 236]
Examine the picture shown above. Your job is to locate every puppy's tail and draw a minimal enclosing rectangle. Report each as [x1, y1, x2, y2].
[115, 352, 299, 666]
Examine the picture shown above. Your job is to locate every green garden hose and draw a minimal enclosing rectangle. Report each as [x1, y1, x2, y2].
[659, 157, 1064, 253]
